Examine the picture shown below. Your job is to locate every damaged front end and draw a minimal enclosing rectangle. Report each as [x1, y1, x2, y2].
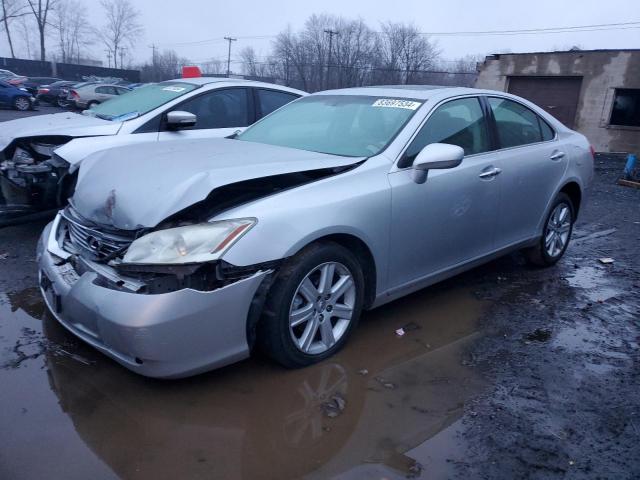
[0, 136, 76, 225]
[50, 206, 279, 296]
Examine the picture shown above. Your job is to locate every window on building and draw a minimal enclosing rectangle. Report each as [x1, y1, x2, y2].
[610, 89, 640, 127]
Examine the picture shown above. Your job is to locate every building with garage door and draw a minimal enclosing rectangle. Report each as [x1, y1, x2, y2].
[475, 49, 640, 153]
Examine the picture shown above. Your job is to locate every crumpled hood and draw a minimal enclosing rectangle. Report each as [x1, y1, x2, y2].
[73, 138, 364, 230]
[0, 113, 121, 150]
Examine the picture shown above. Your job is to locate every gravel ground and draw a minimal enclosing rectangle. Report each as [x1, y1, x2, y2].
[451, 154, 640, 479]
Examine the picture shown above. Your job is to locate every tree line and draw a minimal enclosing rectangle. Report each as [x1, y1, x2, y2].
[236, 15, 480, 91]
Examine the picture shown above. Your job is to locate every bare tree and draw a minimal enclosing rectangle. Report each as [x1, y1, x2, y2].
[201, 58, 223, 75]
[374, 22, 439, 84]
[139, 49, 190, 82]
[98, 0, 142, 69]
[1, 0, 28, 58]
[53, 0, 92, 64]
[239, 46, 259, 76]
[25, 0, 56, 61]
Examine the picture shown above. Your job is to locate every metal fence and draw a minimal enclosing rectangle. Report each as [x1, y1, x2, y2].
[0, 57, 141, 82]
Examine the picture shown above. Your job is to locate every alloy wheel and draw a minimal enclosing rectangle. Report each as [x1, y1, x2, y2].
[14, 97, 30, 111]
[289, 262, 356, 355]
[544, 203, 572, 258]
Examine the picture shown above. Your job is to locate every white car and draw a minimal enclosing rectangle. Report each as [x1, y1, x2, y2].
[0, 78, 305, 223]
[68, 83, 131, 110]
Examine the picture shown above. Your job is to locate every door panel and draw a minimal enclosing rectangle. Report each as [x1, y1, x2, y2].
[487, 97, 567, 246]
[388, 155, 500, 288]
[388, 96, 499, 288]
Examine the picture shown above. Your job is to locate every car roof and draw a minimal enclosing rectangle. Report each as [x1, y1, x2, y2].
[164, 77, 307, 95]
[312, 85, 487, 101]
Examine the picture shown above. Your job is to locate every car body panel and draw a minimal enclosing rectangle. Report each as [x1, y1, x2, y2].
[0, 112, 121, 151]
[72, 137, 364, 230]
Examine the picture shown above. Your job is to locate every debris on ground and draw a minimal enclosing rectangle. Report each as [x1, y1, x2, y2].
[599, 257, 615, 264]
[321, 393, 347, 418]
[375, 376, 397, 389]
[395, 328, 405, 337]
[407, 461, 423, 478]
[357, 368, 369, 376]
[0, 253, 8, 260]
[525, 328, 552, 343]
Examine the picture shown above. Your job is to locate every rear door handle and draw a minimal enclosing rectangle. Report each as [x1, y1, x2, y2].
[550, 152, 565, 161]
[479, 167, 502, 179]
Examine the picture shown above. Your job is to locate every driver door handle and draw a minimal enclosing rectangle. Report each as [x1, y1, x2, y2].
[479, 167, 502, 179]
[550, 152, 565, 160]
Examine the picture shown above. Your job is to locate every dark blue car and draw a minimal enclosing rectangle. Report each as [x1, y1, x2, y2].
[0, 80, 37, 111]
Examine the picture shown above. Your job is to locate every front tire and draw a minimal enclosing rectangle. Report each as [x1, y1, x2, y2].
[13, 96, 31, 111]
[525, 193, 574, 267]
[258, 242, 364, 368]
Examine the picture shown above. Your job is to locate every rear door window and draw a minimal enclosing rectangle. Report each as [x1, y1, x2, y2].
[488, 97, 553, 148]
[256, 89, 299, 118]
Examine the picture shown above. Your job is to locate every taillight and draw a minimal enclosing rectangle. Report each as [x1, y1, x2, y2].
[7, 78, 21, 85]
[38, 88, 49, 94]
[70, 90, 79, 99]
[589, 145, 596, 159]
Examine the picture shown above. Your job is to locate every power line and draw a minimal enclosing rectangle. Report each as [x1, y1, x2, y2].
[153, 20, 640, 49]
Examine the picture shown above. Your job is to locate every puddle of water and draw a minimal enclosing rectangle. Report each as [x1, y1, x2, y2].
[565, 266, 621, 303]
[553, 322, 636, 376]
[0, 283, 486, 480]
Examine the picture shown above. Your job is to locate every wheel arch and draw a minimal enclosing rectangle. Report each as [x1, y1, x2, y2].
[559, 181, 582, 217]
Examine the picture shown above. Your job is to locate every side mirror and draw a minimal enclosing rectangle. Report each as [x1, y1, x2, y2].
[166, 110, 197, 130]
[411, 143, 465, 184]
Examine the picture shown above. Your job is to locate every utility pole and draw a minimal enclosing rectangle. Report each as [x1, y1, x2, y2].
[224, 36, 237, 77]
[148, 44, 158, 81]
[324, 29, 339, 89]
[105, 49, 112, 68]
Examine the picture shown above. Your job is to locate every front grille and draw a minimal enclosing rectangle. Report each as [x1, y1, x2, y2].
[62, 210, 134, 261]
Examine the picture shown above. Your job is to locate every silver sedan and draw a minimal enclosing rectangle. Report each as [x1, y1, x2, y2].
[38, 86, 594, 378]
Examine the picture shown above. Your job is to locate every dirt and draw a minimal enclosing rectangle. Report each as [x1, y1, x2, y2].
[0, 154, 638, 479]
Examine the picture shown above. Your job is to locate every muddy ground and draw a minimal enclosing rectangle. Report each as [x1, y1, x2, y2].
[0, 153, 638, 480]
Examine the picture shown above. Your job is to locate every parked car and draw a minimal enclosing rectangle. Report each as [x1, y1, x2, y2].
[0, 78, 305, 223]
[0, 80, 37, 111]
[18, 77, 63, 96]
[0, 69, 26, 85]
[37, 86, 594, 378]
[36, 80, 77, 107]
[67, 83, 131, 109]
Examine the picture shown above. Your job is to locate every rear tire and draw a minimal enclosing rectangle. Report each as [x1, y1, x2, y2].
[525, 193, 574, 267]
[13, 96, 31, 111]
[258, 242, 364, 368]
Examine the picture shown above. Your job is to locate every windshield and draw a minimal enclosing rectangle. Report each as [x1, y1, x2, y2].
[237, 95, 422, 157]
[83, 81, 198, 121]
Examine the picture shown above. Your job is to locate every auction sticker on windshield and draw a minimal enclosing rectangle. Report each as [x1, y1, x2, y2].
[372, 99, 422, 110]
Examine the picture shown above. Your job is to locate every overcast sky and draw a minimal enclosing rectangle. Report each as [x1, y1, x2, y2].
[2, 0, 640, 68]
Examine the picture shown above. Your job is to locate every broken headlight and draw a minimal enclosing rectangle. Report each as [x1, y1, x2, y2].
[121, 218, 256, 265]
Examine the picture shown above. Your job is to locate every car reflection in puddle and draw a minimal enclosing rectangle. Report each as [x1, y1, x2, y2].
[1, 282, 487, 480]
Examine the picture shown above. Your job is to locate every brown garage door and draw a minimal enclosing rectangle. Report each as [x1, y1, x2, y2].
[507, 76, 582, 128]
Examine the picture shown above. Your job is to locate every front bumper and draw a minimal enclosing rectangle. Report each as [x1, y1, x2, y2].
[37, 221, 269, 378]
